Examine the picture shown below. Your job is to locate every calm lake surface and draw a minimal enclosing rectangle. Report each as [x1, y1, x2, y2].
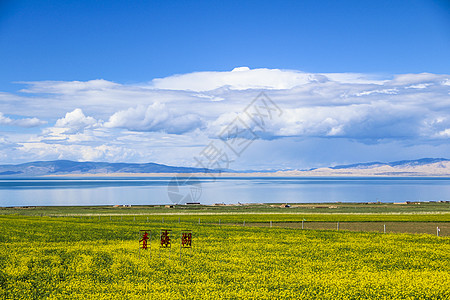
[1, 177, 450, 207]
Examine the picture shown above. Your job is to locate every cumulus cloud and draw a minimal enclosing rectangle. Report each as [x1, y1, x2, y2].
[105, 103, 202, 134]
[0, 112, 46, 128]
[2, 67, 450, 167]
[264, 102, 425, 140]
[151, 67, 333, 92]
[55, 108, 99, 133]
[34, 109, 102, 145]
[18, 142, 140, 162]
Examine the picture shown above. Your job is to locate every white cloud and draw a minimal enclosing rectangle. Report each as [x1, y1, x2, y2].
[406, 83, 432, 89]
[355, 88, 398, 96]
[105, 103, 202, 134]
[0, 112, 46, 128]
[151, 67, 330, 91]
[1, 67, 450, 167]
[55, 108, 98, 133]
[437, 129, 450, 137]
[19, 79, 119, 94]
[18, 142, 139, 162]
[33, 109, 102, 145]
[389, 73, 443, 85]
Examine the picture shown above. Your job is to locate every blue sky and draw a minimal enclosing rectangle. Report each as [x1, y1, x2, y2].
[0, 0, 449, 169]
[1, 0, 449, 87]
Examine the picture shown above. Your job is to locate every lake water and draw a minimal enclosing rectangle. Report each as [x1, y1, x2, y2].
[1, 177, 450, 207]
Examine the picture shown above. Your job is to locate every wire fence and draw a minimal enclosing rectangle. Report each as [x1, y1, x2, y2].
[48, 214, 449, 237]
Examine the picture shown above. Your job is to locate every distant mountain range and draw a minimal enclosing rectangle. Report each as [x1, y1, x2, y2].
[278, 158, 450, 177]
[0, 158, 449, 176]
[0, 160, 218, 176]
[328, 158, 450, 170]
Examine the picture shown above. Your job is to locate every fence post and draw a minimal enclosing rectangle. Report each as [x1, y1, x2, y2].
[133, 216, 135, 222]
[337, 221, 339, 231]
[437, 227, 440, 237]
[147, 217, 149, 222]
[178, 217, 180, 223]
[302, 220, 304, 230]
[270, 221, 272, 228]
[219, 219, 221, 226]
[243, 220, 245, 226]
[384, 224, 386, 234]
[198, 218, 201, 225]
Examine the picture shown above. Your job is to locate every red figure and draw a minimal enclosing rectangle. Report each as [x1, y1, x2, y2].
[140, 231, 149, 249]
[160, 230, 171, 248]
[181, 232, 192, 248]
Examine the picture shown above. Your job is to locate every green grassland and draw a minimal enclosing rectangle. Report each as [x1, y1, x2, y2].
[1, 211, 449, 299]
[2, 201, 450, 216]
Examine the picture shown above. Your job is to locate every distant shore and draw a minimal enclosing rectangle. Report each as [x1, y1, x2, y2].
[43, 170, 450, 177]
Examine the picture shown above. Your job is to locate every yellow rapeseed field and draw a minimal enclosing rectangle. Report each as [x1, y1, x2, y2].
[0, 215, 449, 299]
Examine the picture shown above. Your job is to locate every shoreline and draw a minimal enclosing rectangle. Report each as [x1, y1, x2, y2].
[40, 172, 450, 178]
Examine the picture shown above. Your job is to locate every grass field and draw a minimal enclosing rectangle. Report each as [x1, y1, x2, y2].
[2, 201, 450, 216]
[1, 208, 449, 299]
[2, 202, 449, 236]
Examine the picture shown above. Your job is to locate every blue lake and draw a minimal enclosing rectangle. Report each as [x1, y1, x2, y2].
[0, 177, 450, 206]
